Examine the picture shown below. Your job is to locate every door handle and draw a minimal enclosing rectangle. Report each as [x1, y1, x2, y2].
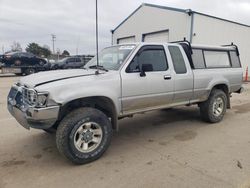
[164, 75, 171, 80]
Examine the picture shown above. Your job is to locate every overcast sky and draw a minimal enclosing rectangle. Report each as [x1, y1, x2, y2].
[0, 0, 249, 55]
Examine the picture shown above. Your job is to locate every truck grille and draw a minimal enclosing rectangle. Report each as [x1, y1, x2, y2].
[22, 87, 37, 106]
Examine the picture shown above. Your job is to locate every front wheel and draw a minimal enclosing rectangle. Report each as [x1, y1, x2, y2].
[56, 107, 112, 164]
[53, 65, 59, 70]
[200, 89, 227, 123]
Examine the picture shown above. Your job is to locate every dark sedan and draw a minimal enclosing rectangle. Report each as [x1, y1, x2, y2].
[1, 52, 49, 75]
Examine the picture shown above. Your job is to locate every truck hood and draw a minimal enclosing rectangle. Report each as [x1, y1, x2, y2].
[19, 69, 100, 88]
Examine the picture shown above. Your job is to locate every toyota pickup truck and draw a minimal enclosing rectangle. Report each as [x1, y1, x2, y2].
[7, 41, 243, 164]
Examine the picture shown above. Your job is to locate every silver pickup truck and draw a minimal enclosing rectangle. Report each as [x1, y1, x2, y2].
[7, 41, 243, 164]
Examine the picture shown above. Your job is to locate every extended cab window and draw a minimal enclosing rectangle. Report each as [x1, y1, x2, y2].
[192, 49, 206, 69]
[168, 46, 187, 74]
[126, 46, 168, 73]
[204, 51, 230, 68]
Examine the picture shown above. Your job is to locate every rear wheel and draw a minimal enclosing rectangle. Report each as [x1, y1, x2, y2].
[25, 68, 35, 75]
[56, 107, 112, 164]
[200, 89, 227, 123]
[15, 73, 23, 76]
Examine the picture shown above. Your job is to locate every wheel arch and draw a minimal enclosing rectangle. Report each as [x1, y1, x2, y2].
[58, 96, 118, 130]
[210, 83, 230, 109]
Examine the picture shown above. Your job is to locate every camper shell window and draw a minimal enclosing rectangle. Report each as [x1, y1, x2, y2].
[191, 47, 241, 69]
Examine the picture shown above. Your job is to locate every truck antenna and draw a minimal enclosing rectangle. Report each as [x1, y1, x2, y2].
[95, 0, 100, 75]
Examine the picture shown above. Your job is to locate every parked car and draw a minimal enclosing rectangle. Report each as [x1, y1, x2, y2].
[76, 55, 94, 65]
[0, 54, 3, 66]
[7, 41, 243, 164]
[51, 57, 84, 70]
[1, 51, 49, 75]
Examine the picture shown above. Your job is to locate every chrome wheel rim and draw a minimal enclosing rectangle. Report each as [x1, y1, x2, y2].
[73, 122, 103, 153]
[213, 97, 224, 117]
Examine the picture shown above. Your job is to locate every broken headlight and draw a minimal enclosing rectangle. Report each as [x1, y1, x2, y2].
[36, 93, 49, 107]
[22, 87, 48, 107]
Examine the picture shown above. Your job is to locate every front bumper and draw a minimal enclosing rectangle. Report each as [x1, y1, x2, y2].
[7, 86, 60, 130]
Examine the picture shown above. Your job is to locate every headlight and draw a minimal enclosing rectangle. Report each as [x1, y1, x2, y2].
[22, 88, 37, 106]
[22, 87, 48, 107]
[36, 93, 48, 107]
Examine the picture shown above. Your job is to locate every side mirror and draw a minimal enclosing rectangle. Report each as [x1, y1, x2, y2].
[140, 64, 153, 77]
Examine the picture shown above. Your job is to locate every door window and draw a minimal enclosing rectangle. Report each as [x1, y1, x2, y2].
[67, 58, 75, 63]
[75, 58, 81, 62]
[126, 46, 168, 73]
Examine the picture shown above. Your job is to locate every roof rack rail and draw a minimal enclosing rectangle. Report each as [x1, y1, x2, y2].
[222, 42, 240, 56]
[170, 38, 194, 69]
[170, 38, 193, 54]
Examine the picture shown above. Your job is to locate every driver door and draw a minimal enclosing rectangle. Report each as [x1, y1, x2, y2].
[121, 45, 174, 114]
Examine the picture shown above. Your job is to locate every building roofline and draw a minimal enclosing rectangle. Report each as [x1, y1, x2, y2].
[112, 3, 250, 32]
[112, 4, 144, 32]
[142, 3, 187, 13]
[112, 3, 187, 32]
[193, 11, 250, 28]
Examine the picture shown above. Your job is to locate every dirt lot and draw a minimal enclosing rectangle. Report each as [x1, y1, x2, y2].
[0, 76, 250, 188]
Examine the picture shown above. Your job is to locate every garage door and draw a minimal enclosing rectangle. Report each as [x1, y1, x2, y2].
[117, 36, 135, 44]
[143, 30, 169, 42]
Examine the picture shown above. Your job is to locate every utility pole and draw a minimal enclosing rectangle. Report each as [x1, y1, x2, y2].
[51, 34, 56, 54]
[95, 0, 99, 74]
[76, 36, 80, 55]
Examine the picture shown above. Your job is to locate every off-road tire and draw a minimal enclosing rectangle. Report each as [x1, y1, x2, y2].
[56, 107, 112, 164]
[200, 89, 227, 123]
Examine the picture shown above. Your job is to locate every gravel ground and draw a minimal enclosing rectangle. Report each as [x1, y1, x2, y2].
[0, 76, 250, 188]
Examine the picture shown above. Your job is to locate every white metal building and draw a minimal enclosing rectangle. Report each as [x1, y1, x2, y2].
[112, 3, 250, 71]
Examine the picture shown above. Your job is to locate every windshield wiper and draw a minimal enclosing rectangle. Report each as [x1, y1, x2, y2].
[88, 65, 108, 72]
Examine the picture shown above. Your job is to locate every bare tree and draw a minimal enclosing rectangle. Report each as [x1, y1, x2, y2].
[11, 41, 22, 52]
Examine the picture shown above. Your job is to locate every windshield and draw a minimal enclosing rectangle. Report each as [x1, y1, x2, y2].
[58, 57, 68, 63]
[85, 45, 136, 70]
